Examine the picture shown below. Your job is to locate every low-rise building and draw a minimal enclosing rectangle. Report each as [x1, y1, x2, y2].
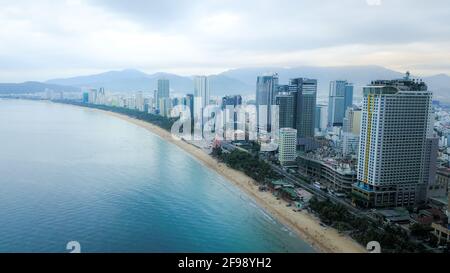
[298, 152, 357, 194]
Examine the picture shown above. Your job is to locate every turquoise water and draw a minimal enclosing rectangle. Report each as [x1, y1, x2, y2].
[0, 99, 314, 253]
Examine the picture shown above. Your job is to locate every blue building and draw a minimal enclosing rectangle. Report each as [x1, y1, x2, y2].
[82, 92, 89, 104]
[328, 80, 353, 127]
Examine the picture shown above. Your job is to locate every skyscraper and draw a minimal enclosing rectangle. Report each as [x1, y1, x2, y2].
[352, 73, 437, 208]
[221, 95, 243, 135]
[256, 74, 279, 133]
[193, 76, 210, 130]
[315, 104, 328, 133]
[289, 78, 317, 147]
[159, 97, 172, 117]
[157, 79, 170, 110]
[276, 92, 295, 129]
[342, 106, 361, 135]
[341, 106, 362, 157]
[183, 94, 195, 122]
[278, 128, 298, 166]
[328, 80, 353, 127]
[136, 91, 144, 112]
[194, 76, 210, 109]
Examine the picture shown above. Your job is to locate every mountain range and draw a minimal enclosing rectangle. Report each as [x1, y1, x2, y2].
[1, 66, 449, 102]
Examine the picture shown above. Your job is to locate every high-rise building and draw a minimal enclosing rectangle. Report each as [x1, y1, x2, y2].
[194, 76, 210, 109]
[159, 97, 172, 117]
[276, 93, 295, 129]
[88, 89, 98, 104]
[328, 80, 353, 127]
[94, 87, 105, 105]
[153, 90, 158, 109]
[315, 104, 328, 133]
[136, 91, 144, 112]
[221, 95, 242, 110]
[221, 95, 243, 135]
[290, 78, 317, 147]
[82, 92, 89, 104]
[157, 79, 170, 110]
[277, 84, 289, 94]
[278, 128, 298, 166]
[342, 106, 362, 135]
[193, 76, 210, 130]
[256, 74, 279, 133]
[183, 94, 194, 120]
[157, 79, 170, 99]
[341, 106, 362, 157]
[353, 73, 437, 208]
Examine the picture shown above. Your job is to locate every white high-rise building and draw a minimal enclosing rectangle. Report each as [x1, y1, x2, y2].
[193, 76, 210, 131]
[88, 89, 98, 104]
[159, 97, 172, 117]
[353, 72, 437, 208]
[136, 91, 144, 112]
[194, 76, 210, 109]
[278, 128, 297, 166]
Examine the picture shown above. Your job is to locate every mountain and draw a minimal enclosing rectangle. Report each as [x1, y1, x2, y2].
[2, 66, 448, 101]
[219, 65, 450, 102]
[46, 69, 252, 96]
[422, 74, 450, 102]
[47, 69, 192, 93]
[208, 74, 252, 96]
[0, 81, 80, 94]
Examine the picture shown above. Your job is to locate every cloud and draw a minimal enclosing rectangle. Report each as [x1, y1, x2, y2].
[0, 0, 449, 81]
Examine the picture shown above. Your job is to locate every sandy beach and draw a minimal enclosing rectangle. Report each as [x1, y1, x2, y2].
[87, 107, 366, 253]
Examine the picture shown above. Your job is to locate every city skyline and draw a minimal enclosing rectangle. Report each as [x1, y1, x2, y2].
[0, 0, 448, 257]
[1, 0, 450, 82]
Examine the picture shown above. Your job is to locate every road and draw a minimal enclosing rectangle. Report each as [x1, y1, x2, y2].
[270, 163, 377, 221]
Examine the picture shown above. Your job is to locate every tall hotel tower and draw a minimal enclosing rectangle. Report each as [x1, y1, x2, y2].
[353, 72, 437, 208]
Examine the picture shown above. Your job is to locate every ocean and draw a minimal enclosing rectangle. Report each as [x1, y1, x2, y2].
[0, 99, 314, 253]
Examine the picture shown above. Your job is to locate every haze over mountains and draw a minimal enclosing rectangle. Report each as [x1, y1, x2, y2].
[1, 66, 449, 102]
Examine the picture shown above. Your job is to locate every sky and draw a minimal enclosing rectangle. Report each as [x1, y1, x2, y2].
[0, 0, 449, 82]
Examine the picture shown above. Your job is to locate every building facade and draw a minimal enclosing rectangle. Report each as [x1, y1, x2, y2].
[298, 155, 357, 194]
[256, 74, 279, 133]
[276, 92, 295, 129]
[290, 78, 317, 148]
[278, 128, 297, 166]
[353, 73, 436, 208]
[157, 79, 170, 110]
[328, 80, 353, 127]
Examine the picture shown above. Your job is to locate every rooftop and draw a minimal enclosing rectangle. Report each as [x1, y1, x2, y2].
[365, 72, 429, 93]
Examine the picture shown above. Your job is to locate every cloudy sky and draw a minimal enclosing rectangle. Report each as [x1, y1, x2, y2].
[0, 0, 449, 82]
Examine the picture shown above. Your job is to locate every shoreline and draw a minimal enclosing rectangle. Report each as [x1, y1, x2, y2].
[81, 105, 366, 253]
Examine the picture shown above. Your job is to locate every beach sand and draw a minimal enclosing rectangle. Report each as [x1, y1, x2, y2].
[88, 108, 366, 253]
